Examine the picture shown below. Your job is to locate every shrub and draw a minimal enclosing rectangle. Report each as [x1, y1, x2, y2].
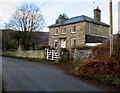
[53, 58, 62, 64]
[76, 34, 120, 86]
[6, 41, 18, 51]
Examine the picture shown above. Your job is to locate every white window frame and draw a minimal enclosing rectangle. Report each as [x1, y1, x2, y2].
[71, 25, 76, 33]
[54, 28, 58, 35]
[62, 27, 66, 34]
[71, 38, 76, 46]
[54, 40, 58, 48]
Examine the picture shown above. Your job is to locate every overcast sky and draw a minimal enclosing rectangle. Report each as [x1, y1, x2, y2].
[118, 1, 120, 32]
[0, 0, 119, 34]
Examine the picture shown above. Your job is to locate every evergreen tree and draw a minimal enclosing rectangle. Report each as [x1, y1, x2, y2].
[56, 13, 69, 24]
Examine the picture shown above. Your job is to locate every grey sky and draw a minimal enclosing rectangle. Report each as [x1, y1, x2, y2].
[0, 0, 119, 34]
[118, 1, 120, 32]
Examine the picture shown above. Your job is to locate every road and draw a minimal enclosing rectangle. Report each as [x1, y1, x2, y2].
[0, 56, 2, 92]
[2, 57, 103, 91]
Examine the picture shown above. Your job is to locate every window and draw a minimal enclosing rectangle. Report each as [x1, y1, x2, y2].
[54, 40, 58, 48]
[71, 25, 76, 33]
[54, 28, 58, 35]
[71, 38, 76, 46]
[62, 27, 66, 34]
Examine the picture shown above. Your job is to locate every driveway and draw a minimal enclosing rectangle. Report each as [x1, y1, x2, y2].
[2, 57, 104, 91]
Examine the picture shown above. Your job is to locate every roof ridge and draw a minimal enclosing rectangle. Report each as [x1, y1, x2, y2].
[68, 15, 85, 20]
[48, 15, 109, 27]
[68, 15, 94, 21]
[82, 15, 94, 20]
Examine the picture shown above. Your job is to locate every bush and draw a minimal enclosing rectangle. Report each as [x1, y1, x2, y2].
[38, 45, 50, 50]
[6, 41, 18, 51]
[76, 34, 120, 86]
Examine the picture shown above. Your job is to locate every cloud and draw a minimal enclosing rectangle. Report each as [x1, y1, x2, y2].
[0, 2, 21, 28]
[118, 1, 120, 31]
[0, 0, 119, 32]
[42, 2, 73, 25]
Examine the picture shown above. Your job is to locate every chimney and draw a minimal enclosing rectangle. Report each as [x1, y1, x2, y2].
[94, 6, 101, 21]
[58, 18, 65, 23]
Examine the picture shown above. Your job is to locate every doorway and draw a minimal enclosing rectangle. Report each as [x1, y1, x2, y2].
[61, 39, 66, 48]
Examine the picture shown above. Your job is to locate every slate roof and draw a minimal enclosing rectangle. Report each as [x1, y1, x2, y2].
[48, 15, 109, 28]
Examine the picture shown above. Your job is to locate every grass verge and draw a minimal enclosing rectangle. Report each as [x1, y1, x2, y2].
[92, 74, 120, 86]
[2, 55, 45, 62]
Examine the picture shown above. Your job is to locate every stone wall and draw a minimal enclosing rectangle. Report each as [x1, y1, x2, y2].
[85, 22, 109, 37]
[2, 48, 45, 58]
[73, 49, 91, 60]
[60, 48, 91, 61]
[49, 22, 86, 49]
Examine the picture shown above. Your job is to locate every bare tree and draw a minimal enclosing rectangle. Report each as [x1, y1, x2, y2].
[9, 3, 45, 50]
[4, 23, 12, 30]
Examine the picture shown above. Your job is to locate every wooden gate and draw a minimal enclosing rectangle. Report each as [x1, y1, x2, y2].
[46, 49, 58, 60]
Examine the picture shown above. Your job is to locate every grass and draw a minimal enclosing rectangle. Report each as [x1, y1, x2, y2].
[92, 74, 120, 86]
[2, 55, 45, 62]
[112, 77, 120, 85]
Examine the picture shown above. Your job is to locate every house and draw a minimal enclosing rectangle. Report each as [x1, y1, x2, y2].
[48, 7, 109, 50]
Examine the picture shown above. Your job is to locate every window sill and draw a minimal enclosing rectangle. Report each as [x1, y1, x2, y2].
[71, 32, 76, 34]
[61, 33, 66, 35]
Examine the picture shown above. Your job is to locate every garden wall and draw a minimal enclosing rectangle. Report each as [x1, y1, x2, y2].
[2, 47, 45, 58]
[73, 49, 91, 60]
[60, 48, 91, 61]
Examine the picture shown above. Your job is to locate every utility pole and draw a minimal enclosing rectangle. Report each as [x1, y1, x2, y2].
[109, 0, 113, 56]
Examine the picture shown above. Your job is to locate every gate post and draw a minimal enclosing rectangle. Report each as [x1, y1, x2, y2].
[60, 48, 69, 61]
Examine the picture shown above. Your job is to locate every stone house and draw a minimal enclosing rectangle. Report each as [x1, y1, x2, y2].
[48, 7, 109, 50]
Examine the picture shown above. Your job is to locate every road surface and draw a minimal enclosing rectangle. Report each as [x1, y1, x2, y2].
[2, 57, 103, 91]
[0, 56, 2, 92]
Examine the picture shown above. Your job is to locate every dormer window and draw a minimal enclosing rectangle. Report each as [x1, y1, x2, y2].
[62, 27, 66, 34]
[71, 25, 76, 33]
[54, 28, 58, 35]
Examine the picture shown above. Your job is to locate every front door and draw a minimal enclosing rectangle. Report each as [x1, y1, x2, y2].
[61, 39, 66, 48]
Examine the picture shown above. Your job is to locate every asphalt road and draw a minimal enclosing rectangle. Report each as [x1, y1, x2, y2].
[0, 56, 2, 92]
[2, 57, 103, 91]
